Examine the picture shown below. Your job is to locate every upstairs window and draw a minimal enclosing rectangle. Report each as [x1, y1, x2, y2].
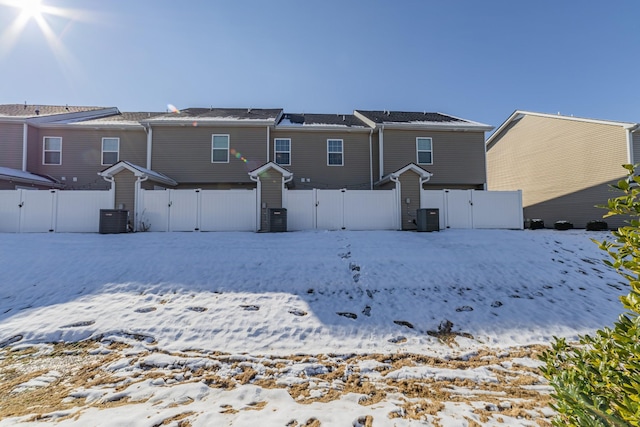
[212, 134, 230, 163]
[102, 137, 120, 165]
[417, 137, 433, 164]
[327, 139, 343, 166]
[274, 138, 291, 165]
[43, 137, 62, 165]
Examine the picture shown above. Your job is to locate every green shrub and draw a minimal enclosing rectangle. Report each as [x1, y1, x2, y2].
[539, 164, 640, 426]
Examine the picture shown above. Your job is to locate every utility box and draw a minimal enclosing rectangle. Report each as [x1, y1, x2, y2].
[416, 208, 439, 232]
[99, 209, 129, 234]
[268, 208, 287, 232]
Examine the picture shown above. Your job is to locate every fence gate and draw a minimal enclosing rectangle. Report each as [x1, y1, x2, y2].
[284, 189, 398, 231]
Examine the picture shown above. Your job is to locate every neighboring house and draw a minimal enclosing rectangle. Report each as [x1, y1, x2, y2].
[0, 103, 494, 230]
[486, 111, 640, 229]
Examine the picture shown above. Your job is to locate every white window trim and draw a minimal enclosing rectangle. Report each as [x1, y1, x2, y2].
[274, 138, 291, 166]
[43, 136, 62, 165]
[101, 137, 120, 166]
[416, 137, 433, 165]
[211, 134, 230, 163]
[327, 139, 344, 166]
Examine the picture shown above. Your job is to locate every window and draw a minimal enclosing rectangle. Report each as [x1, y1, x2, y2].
[327, 139, 343, 166]
[43, 137, 62, 165]
[274, 138, 291, 165]
[211, 134, 229, 163]
[102, 137, 119, 165]
[417, 137, 433, 164]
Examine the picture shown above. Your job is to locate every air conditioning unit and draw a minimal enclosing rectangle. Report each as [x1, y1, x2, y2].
[416, 208, 439, 232]
[268, 208, 287, 232]
[99, 209, 129, 234]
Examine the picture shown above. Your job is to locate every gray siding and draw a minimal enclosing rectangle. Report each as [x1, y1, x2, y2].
[0, 123, 24, 169]
[27, 127, 147, 190]
[383, 129, 486, 186]
[259, 170, 283, 231]
[487, 114, 629, 228]
[114, 169, 136, 215]
[398, 170, 421, 230]
[271, 129, 372, 190]
[152, 126, 268, 184]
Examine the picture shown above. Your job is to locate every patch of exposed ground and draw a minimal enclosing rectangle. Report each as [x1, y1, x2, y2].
[0, 340, 554, 425]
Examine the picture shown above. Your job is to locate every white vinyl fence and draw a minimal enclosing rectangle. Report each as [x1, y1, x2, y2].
[0, 189, 113, 233]
[284, 189, 399, 231]
[138, 189, 258, 232]
[421, 189, 523, 230]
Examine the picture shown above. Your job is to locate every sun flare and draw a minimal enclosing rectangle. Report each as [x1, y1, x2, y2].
[20, 0, 43, 19]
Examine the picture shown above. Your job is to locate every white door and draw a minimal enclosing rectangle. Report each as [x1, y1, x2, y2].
[139, 189, 170, 232]
[20, 190, 56, 233]
[316, 189, 345, 230]
[168, 189, 199, 232]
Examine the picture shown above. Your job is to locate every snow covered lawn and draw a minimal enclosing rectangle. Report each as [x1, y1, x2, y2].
[0, 229, 625, 426]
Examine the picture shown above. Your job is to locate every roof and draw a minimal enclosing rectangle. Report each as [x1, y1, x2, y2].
[487, 110, 640, 147]
[277, 113, 369, 129]
[66, 112, 165, 127]
[99, 161, 177, 187]
[0, 166, 64, 188]
[375, 163, 433, 187]
[145, 108, 283, 124]
[0, 104, 109, 118]
[354, 110, 493, 131]
[249, 162, 293, 179]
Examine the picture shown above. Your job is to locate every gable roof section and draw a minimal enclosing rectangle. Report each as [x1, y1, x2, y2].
[144, 108, 283, 125]
[375, 163, 433, 186]
[62, 112, 165, 129]
[0, 166, 64, 188]
[248, 162, 293, 179]
[99, 161, 177, 187]
[277, 113, 369, 129]
[487, 110, 640, 148]
[354, 110, 493, 131]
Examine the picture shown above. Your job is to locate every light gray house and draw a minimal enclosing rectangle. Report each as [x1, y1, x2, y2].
[486, 111, 640, 229]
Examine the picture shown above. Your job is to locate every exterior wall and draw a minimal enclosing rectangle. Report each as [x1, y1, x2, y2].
[487, 114, 629, 228]
[259, 170, 283, 231]
[174, 182, 255, 190]
[383, 129, 486, 186]
[114, 169, 136, 215]
[423, 183, 484, 190]
[0, 122, 24, 169]
[0, 180, 55, 190]
[151, 125, 268, 184]
[633, 130, 640, 164]
[27, 127, 147, 190]
[398, 170, 421, 230]
[270, 129, 373, 190]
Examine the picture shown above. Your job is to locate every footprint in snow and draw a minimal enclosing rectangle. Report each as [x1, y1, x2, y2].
[187, 306, 208, 312]
[362, 305, 371, 317]
[393, 320, 414, 329]
[491, 301, 503, 308]
[337, 312, 357, 319]
[241, 305, 260, 311]
[353, 273, 361, 283]
[289, 309, 308, 317]
[455, 306, 474, 312]
[61, 320, 95, 328]
[0, 334, 22, 348]
[388, 336, 407, 344]
[339, 251, 351, 259]
[134, 307, 157, 313]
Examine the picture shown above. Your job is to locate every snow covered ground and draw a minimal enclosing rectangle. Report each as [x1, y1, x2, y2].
[0, 229, 626, 426]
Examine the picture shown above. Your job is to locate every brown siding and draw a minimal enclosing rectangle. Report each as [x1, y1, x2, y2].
[383, 129, 486, 186]
[633, 130, 640, 164]
[259, 170, 283, 231]
[175, 182, 255, 190]
[27, 127, 147, 190]
[487, 114, 629, 228]
[271, 129, 372, 190]
[398, 170, 421, 230]
[152, 126, 268, 184]
[0, 123, 24, 169]
[114, 169, 136, 216]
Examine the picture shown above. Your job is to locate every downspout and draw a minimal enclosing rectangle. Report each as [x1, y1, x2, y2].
[134, 176, 149, 232]
[22, 123, 28, 171]
[266, 126, 270, 163]
[100, 174, 116, 209]
[145, 125, 153, 170]
[368, 129, 373, 189]
[250, 175, 261, 232]
[626, 125, 638, 165]
[378, 126, 384, 181]
[390, 174, 401, 230]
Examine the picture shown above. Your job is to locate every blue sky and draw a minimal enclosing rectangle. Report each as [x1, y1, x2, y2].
[0, 0, 638, 130]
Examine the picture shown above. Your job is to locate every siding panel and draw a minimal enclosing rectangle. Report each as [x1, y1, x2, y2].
[0, 123, 24, 169]
[259, 170, 283, 231]
[271, 129, 372, 190]
[398, 170, 421, 230]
